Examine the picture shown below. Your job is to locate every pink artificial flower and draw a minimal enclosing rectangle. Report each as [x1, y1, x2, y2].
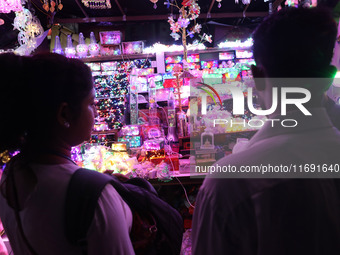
[170, 22, 181, 33]
[168, 16, 175, 24]
[189, 3, 200, 19]
[178, 16, 190, 28]
[193, 23, 202, 33]
[204, 34, 212, 43]
[182, 0, 195, 6]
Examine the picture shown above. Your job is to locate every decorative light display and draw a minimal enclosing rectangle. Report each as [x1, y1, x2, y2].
[112, 142, 128, 152]
[80, 145, 133, 174]
[216, 0, 222, 8]
[118, 136, 142, 148]
[149, 0, 158, 9]
[118, 125, 142, 148]
[53, 35, 63, 55]
[122, 41, 144, 54]
[76, 32, 88, 58]
[155, 161, 172, 181]
[93, 122, 109, 131]
[144, 139, 164, 151]
[129, 68, 139, 125]
[143, 42, 206, 54]
[235, 49, 253, 59]
[165, 0, 211, 62]
[99, 31, 121, 45]
[0, 0, 22, 13]
[13, 7, 44, 56]
[200, 128, 214, 150]
[71, 146, 83, 166]
[219, 52, 235, 60]
[91, 59, 152, 130]
[148, 77, 159, 125]
[120, 125, 140, 136]
[218, 38, 253, 49]
[82, 0, 111, 9]
[65, 34, 76, 58]
[89, 31, 100, 57]
[42, 0, 63, 12]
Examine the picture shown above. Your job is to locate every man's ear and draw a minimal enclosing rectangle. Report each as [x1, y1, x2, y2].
[251, 65, 266, 91]
[57, 102, 72, 127]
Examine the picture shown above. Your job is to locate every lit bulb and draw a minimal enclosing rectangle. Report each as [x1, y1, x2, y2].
[89, 31, 100, 57]
[76, 32, 88, 58]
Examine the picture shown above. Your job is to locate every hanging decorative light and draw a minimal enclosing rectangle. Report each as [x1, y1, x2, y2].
[216, 0, 222, 8]
[150, 0, 158, 9]
[13, 7, 44, 56]
[0, 0, 23, 13]
[81, 0, 111, 9]
[43, 0, 63, 13]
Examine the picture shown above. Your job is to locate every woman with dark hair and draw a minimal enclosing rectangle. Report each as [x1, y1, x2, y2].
[0, 53, 134, 254]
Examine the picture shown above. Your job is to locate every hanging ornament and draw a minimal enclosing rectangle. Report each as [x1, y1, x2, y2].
[43, 0, 63, 12]
[13, 8, 43, 56]
[216, 0, 222, 8]
[150, 0, 158, 9]
[82, 0, 111, 9]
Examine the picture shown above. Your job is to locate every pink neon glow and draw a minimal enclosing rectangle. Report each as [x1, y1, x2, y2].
[0, 0, 23, 13]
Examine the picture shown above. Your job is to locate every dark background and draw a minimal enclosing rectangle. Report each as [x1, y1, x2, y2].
[0, 0, 339, 51]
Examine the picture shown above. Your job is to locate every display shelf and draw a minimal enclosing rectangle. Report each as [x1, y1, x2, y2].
[163, 48, 252, 56]
[91, 130, 117, 135]
[95, 96, 125, 100]
[82, 53, 156, 63]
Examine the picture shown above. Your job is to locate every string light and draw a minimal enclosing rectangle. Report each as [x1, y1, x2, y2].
[218, 38, 253, 49]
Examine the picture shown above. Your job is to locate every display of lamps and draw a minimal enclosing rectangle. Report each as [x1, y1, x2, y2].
[76, 32, 88, 58]
[88, 32, 100, 57]
[53, 35, 63, 55]
[65, 34, 76, 58]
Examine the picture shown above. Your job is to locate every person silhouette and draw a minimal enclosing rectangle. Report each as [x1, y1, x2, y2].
[192, 7, 340, 255]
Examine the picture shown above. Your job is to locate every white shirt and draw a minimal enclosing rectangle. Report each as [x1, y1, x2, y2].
[192, 108, 340, 255]
[0, 163, 135, 255]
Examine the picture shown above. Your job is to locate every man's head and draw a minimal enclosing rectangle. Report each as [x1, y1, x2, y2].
[251, 7, 338, 114]
[252, 7, 337, 78]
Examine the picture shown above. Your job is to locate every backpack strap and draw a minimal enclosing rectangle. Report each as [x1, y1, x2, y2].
[64, 168, 113, 253]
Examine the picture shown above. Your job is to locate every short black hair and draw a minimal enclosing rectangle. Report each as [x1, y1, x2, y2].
[252, 7, 337, 78]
